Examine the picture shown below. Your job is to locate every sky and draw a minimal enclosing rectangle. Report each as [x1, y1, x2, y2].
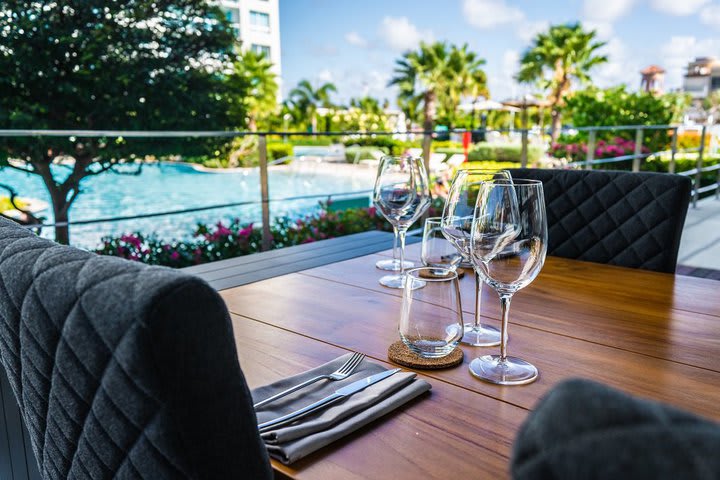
[278, 0, 720, 105]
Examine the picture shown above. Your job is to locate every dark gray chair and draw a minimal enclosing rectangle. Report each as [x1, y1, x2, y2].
[0, 217, 272, 479]
[512, 378, 720, 479]
[507, 169, 692, 273]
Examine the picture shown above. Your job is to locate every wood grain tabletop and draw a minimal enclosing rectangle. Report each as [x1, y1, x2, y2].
[220, 242, 720, 479]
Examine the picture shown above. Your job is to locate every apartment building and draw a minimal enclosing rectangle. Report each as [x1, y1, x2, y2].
[218, 0, 282, 85]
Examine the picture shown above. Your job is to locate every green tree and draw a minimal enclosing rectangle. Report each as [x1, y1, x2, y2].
[349, 96, 383, 115]
[0, 1, 240, 244]
[389, 42, 488, 132]
[227, 49, 279, 131]
[287, 79, 338, 132]
[562, 86, 687, 150]
[518, 22, 608, 142]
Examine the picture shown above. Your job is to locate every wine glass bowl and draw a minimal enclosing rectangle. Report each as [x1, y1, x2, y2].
[469, 179, 547, 385]
[373, 156, 431, 289]
[440, 169, 511, 346]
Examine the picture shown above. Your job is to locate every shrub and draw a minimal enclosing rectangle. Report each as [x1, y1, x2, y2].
[342, 136, 405, 155]
[468, 143, 543, 163]
[550, 137, 650, 167]
[675, 130, 713, 152]
[266, 142, 293, 162]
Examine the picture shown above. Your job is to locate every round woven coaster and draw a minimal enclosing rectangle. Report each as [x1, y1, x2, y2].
[417, 268, 465, 279]
[387, 341, 463, 369]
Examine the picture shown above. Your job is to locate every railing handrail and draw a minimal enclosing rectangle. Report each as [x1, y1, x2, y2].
[0, 124, 695, 138]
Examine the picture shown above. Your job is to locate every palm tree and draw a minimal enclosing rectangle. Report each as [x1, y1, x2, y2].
[389, 42, 488, 132]
[517, 22, 607, 142]
[228, 49, 278, 131]
[349, 96, 383, 115]
[288, 79, 337, 132]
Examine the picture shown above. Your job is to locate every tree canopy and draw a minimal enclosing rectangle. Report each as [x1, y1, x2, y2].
[518, 22, 607, 141]
[0, 0, 241, 243]
[389, 41, 488, 130]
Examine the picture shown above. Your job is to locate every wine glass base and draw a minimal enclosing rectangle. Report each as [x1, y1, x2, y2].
[469, 355, 538, 385]
[379, 274, 425, 290]
[376, 258, 414, 271]
[460, 324, 501, 347]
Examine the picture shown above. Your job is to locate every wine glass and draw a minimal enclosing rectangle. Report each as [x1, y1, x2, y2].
[440, 169, 511, 346]
[373, 155, 431, 289]
[469, 179, 547, 385]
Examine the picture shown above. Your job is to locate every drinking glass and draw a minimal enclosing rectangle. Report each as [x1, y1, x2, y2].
[421, 217, 462, 276]
[469, 179, 547, 385]
[373, 156, 431, 289]
[400, 267, 464, 358]
[440, 169, 511, 346]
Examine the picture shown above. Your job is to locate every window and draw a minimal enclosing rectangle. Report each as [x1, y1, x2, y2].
[224, 8, 239, 24]
[251, 44, 271, 57]
[711, 76, 720, 91]
[250, 11, 270, 29]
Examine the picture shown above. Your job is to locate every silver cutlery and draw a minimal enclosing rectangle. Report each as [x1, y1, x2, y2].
[253, 352, 366, 409]
[258, 368, 401, 432]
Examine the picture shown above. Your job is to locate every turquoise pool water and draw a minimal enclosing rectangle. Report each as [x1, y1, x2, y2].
[0, 162, 374, 248]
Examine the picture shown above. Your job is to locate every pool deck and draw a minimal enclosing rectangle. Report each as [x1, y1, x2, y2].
[677, 196, 720, 278]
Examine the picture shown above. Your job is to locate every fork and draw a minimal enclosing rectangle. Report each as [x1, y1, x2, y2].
[253, 352, 366, 409]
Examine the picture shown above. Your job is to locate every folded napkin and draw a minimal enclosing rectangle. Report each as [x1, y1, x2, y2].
[512, 378, 720, 480]
[252, 353, 431, 464]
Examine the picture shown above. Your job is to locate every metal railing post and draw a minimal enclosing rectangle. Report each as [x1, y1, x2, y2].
[421, 130, 432, 176]
[632, 128, 643, 172]
[693, 125, 706, 208]
[520, 108, 529, 167]
[258, 134, 272, 251]
[585, 129, 596, 170]
[669, 127, 678, 174]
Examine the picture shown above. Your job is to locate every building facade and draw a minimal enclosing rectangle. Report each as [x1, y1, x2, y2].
[218, 0, 282, 85]
[682, 57, 720, 99]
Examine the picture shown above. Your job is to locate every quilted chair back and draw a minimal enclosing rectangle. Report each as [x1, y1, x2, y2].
[507, 169, 691, 273]
[0, 218, 271, 479]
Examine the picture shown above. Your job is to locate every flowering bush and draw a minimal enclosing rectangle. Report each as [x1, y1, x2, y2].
[550, 136, 650, 163]
[96, 199, 448, 268]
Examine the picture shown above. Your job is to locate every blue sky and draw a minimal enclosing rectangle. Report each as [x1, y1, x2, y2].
[278, 0, 720, 105]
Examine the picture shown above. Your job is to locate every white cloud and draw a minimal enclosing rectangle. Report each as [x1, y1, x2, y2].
[700, 4, 720, 27]
[591, 37, 641, 89]
[345, 31, 368, 48]
[316, 69, 334, 84]
[651, 0, 710, 16]
[378, 16, 434, 51]
[660, 35, 720, 87]
[487, 50, 521, 100]
[463, 0, 524, 29]
[516, 20, 549, 43]
[583, 20, 615, 39]
[583, 0, 635, 22]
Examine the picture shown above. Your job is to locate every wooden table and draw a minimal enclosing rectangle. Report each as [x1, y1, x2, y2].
[218, 242, 720, 479]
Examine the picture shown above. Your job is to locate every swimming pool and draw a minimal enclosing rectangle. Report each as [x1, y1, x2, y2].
[0, 161, 376, 248]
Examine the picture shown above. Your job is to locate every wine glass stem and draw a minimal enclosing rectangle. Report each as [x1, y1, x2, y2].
[398, 229, 408, 276]
[391, 227, 399, 262]
[499, 294, 512, 362]
[473, 271, 482, 329]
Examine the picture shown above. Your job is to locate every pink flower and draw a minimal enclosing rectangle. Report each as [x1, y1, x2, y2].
[170, 251, 180, 260]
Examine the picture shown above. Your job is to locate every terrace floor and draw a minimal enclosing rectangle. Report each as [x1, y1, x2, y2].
[677, 196, 720, 280]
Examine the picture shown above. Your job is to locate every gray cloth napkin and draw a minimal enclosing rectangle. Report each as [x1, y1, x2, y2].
[252, 353, 431, 464]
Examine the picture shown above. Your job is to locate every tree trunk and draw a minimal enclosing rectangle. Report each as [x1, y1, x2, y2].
[52, 202, 70, 245]
[248, 116, 258, 132]
[423, 90, 436, 133]
[550, 110, 562, 144]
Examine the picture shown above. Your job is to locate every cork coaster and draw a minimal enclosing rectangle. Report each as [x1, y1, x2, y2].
[387, 341, 464, 369]
[418, 268, 465, 279]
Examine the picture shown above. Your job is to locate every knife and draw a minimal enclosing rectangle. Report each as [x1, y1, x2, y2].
[257, 368, 401, 432]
